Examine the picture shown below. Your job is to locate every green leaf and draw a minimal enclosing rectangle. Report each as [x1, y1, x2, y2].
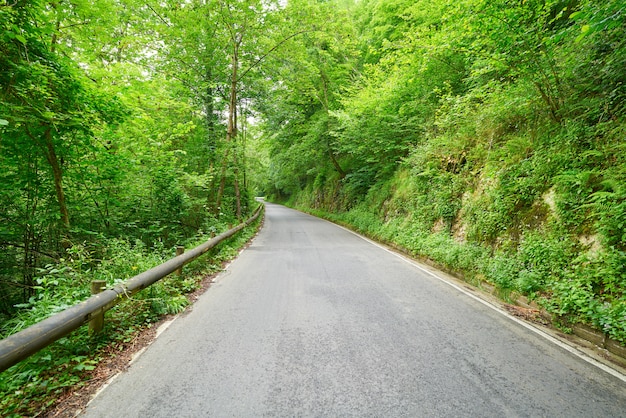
[0, 119, 8, 126]
[15, 34, 27, 44]
[569, 11, 582, 20]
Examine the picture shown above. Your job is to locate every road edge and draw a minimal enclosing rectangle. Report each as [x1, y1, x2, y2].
[306, 207, 626, 384]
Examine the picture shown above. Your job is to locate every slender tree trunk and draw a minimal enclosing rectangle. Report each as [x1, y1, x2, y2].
[22, 223, 35, 300]
[204, 66, 218, 152]
[329, 147, 346, 179]
[40, 13, 70, 231]
[241, 106, 248, 189]
[534, 81, 561, 123]
[215, 148, 230, 213]
[227, 47, 238, 141]
[216, 43, 242, 215]
[234, 174, 242, 219]
[43, 129, 70, 229]
[26, 126, 71, 230]
[205, 65, 219, 211]
[50, 2, 61, 53]
[233, 149, 242, 219]
[324, 115, 346, 179]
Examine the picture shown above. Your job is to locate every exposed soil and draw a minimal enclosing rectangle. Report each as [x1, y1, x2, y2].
[503, 303, 550, 326]
[43, 270, 220, 418]
[43, 225, 262, 418]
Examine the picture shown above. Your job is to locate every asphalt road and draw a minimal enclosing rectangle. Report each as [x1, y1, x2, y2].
[82, 202, 626, 417]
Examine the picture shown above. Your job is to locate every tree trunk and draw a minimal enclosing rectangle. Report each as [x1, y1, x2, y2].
[216, 42, 242, 215]
[227, 47, 238, 142]
[43, 129, 70, 230]
[215, 148, 230, 213]
[329, 146, 346, 179]
[233, 149, 242, 219]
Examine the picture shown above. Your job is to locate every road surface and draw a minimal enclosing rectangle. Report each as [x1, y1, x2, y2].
[83, 202, 626, 417]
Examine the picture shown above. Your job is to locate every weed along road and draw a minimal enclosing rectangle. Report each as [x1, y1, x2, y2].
[82, 203, 626, 417]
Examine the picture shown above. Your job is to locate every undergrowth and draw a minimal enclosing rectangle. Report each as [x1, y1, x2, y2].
[288, 127, 626, 344]
[0, 210, 262, 417]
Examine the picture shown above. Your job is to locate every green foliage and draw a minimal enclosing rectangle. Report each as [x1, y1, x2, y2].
[271, 0, 626, 345]
[2, 0, 626, 412]
[0, 213, 261, 416]
[0, 0, 264, 318]
[566, 0, 626, 120]
[1, 0, 264, 413]
[0, 329, 103, 417]
[545, 245, 626, 342]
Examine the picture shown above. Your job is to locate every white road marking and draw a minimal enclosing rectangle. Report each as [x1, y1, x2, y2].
[331, 219, 626, 384]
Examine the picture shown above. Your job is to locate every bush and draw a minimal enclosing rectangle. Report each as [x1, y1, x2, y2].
[0, 213, 262, 417]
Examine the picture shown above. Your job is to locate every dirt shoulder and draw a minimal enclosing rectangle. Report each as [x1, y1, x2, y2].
[44, 223, 262, 418]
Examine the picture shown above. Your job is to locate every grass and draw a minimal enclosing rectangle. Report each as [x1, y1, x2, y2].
[0, 211, 263, 417]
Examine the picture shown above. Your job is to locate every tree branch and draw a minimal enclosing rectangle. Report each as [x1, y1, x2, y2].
[237, 29, 316, 83]
[145, 2, 170, 27]
[0, 242, 60, 261]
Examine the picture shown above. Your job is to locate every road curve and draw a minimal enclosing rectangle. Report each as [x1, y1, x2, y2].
[82, 202, 626, 417]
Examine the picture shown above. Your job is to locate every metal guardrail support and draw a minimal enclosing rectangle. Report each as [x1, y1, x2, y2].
[0, 205, 263, 374]
[89, 280, 107, 333]
[176, 246, 185, 276]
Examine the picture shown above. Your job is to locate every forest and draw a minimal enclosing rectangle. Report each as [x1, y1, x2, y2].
[0, 0, 625, 414]
[259, 0, 626, 344]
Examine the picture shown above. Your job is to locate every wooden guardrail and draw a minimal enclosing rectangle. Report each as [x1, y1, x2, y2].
[0, 205, 263, 373]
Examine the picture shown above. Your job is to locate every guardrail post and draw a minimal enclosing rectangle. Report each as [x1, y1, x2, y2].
[89, 280, 107, 333]
[0, 204, 263, 373]
[176, 246, 185, 276]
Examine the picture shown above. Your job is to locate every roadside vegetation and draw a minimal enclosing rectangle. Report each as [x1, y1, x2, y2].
[0, 217, 261, 417]
[259, 0, 626, 344]
[1, 0, 625, 414]
[1, 0, 263, 415]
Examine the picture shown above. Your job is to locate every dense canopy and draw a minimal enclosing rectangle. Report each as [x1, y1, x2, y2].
[1, 0, 625, 413]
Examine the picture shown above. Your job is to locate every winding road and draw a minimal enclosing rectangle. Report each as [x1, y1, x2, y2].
[82, 202, 626, 417]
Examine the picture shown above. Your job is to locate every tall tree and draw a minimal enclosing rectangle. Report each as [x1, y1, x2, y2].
[0, 0, 125, 310]
[160, 0, 306, 218]
[256, 0, 358, 200]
